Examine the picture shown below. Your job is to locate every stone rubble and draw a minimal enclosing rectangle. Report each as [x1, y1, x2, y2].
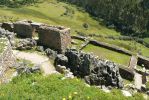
[16, 38, 37, 50]
[55, 49, 124, 88]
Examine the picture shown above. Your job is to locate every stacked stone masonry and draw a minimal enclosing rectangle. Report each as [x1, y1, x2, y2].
[38, 25, 71, 53]
[13, 20, 35, 38]
[2, 20, 71, 53]
[0, 39, 15, 80]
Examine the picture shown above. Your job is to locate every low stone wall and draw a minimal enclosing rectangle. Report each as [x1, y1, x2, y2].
[0, 39, 15, 81]
[72, 36, 132, 56]
[137, 55, 149, 69]
[89, 40, 132, 56]
[118, 65, 134, 80]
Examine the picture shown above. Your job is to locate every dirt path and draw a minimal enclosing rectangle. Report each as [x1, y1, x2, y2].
[134, 72, 142, 90]
[13, 50, 56, 75]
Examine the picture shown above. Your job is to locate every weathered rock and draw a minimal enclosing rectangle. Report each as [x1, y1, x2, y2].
[31, 65, 40, 73]
[16, 38, 37, 50]
[54, 54, 68, 66]
[0, 28, 15, 45]
[1, 22, 14, 32]
[14, 20, 35, 38]
[60, 49, 124, 88]
[31, 22, 45, 33]
[45, 48, 57, 58]
[56, 65, 66, 73]
[121, 90, 132, 97]
[146, 91, 149, 95]
[15, 62, 40, 74]
[36, 46, 44, 52]
[38, 25, 71, 53]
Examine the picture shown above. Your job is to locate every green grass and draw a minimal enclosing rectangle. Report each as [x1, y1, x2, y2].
[93, 37, 149, 57]
[83, 44, 131, 66]
[0, 0, 120, 36]
[71, 39, 85, 49]
[144, 38, 149, 44]
[0, 73, 144, 100]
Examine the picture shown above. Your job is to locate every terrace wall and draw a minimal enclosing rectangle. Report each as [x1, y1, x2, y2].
[0, 40, 15, 81]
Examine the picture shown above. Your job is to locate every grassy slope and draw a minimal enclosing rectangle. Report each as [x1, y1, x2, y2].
[94, 37, 149, 57]
[0, 73, 144, 100]
[0, 0, 148, 57]
[83, 44, 131, 66]
[0, 0, 120, 36]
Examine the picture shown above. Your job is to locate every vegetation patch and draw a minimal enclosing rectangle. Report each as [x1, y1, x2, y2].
[0, 0, 120, 36]
[94, 37, 149, 57]
[83, 44, 131, 66]
[0, 73, 144, 100]
[0, 38, 7, 54]
[71, 39, 85, 49]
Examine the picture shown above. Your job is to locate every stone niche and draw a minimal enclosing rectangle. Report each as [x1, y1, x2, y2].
[1, 22, 14, 32]
[38, 25, 71, 53]
[14, 21, 35, 38]
[137, 55, 149, 69]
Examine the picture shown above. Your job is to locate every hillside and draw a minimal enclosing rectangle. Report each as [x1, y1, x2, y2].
[0, 0, 148, 57]
[0, 0, 149, 100]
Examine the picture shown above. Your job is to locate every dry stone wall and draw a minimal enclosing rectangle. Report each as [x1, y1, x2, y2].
[0, 39, 15, 81]
[137, 55, 149, 69]
[38, 25, 71, 53]
[13, 21, 35, 38]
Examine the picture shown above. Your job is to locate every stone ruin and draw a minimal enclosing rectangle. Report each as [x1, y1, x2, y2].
[38, 25, 71, 53]
[55, 49, 123, 88]
[0, 29, 16, 82]
[14, 20, 35, 38]
[1, 20, 71, 53]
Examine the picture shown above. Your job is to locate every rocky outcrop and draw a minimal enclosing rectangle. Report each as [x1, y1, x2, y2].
[16, 38, 37, 50]
[15, 62, 40, 74]
[45, 48, 57, 59]
[55, 54, 68, 66]
[38, 25, 71, 53]
[55, 49, 123, 88]
[14, 20, 35, 38]
[0, 27, 15, 46]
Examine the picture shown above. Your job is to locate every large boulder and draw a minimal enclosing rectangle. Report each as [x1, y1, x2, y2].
[59, 49, 124, 88]
[54, 54, 68, 66]
[45, 48, 57, 58]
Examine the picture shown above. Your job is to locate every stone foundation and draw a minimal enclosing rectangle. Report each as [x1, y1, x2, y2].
[38, 25, 71, 53]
